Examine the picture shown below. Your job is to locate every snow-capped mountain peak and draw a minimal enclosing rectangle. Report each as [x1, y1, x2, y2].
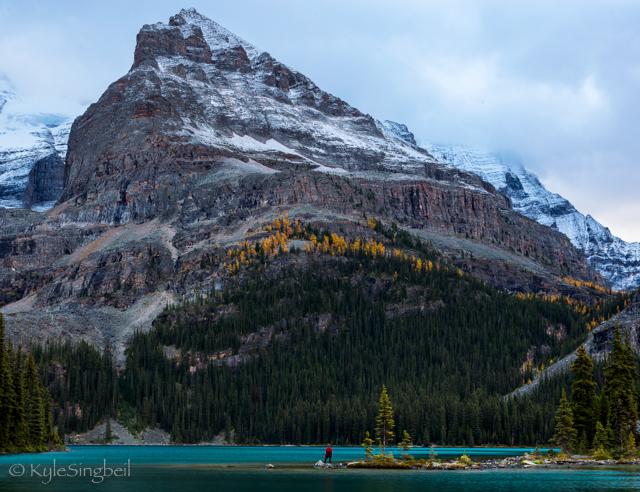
[169, 8, 262, 59]
[422, 139, 640, 291]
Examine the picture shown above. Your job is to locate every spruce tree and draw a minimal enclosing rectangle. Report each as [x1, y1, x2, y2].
[0, 314, 12, 450]
[592, 421, 612, 459]
[0, 335, 16, 451]
[25, 355, 46, 450]
[400, 430, 413, 455]
[375, 385, 395, 454]
[11, 348, 29, 450]
[603, 330, 638, 449]
[570, 346, 596, 447]
[592, 421, 609, 450]
[625, 433, 637, 457]
[0, 317, 5, 452]
[552, 389, 577, 454]
[361, 431, 374, 459]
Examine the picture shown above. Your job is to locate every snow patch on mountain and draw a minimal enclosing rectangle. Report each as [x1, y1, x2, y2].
[424, 141, 640, 291]
[0, 77, 73, 210]
[377, 120, 418, 147]
[172, 8, 262, 60]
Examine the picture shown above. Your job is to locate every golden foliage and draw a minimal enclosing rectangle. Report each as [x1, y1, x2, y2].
[223, 214, 442, 278]
[562, 276, 610, 294]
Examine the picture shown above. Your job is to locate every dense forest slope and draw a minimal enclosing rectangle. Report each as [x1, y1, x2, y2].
[117, 218, 628, 444]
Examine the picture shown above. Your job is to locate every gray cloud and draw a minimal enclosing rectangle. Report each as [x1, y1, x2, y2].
[1, 0, 638, 240]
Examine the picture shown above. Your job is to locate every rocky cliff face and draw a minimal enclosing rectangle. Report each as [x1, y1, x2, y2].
[0, 9, 604, 355]
[425, 143, 640, 291]
[23, 153, 65, 208]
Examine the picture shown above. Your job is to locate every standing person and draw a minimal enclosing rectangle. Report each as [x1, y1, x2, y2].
[324, 443, 333, 464]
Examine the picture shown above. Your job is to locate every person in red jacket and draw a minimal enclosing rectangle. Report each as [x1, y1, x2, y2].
[324, 443, 333, 464]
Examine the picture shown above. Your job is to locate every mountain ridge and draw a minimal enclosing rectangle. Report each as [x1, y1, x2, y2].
[420, 140, 640, 291]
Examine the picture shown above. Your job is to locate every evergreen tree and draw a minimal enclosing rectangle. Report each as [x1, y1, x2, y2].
[597, 392, 610, 430]
[603, 330, 638, 448]
[576, 431, 589, 454]
[570, 346, 596, 446]
[11, 348, 28, 449]
[1, 343, 16, 451]
[591, 422, 613, 459]
[0, 314, 15, 450]
[361, 431, 374, 459]
[552, 389, 577, 453]
[625, 433, 637, 457]
[592, 421, 609, 451]
[400, 430, 413, 455]
[375, 385, 395, 454]
[25, 354, 46, 450]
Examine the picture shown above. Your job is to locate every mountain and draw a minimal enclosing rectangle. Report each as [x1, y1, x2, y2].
[0, 76, 73, 210]
[423, 142, 640, 291]
[0, 9, 602, 360]
[61, 8, 445, 212]
[1, 7, 633, 447]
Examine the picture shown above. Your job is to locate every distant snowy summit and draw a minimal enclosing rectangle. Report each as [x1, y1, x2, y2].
[420, 139, 640, 291]
[0, 75, 73, 210]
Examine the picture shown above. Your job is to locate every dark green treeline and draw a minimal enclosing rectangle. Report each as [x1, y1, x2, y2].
[0, 314, 61, 453]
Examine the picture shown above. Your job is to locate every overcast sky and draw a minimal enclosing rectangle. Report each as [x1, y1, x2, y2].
[1, 0, 639, 241]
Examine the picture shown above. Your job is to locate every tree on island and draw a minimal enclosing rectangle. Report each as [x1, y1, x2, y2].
[361, 431, 374, 460]
[570, 346, 597, 450]
[375, 385, 395, 455]
[552, 388, 577, 454]
[400, 430, 413, 458]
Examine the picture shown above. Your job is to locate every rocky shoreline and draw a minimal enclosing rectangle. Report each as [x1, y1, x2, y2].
[339, 453, 640, 471]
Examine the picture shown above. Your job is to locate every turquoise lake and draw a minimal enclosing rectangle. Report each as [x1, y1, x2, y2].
[1, 446, 639, 491]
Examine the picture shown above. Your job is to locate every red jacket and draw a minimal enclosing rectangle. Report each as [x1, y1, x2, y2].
[325, 446, 333, 456]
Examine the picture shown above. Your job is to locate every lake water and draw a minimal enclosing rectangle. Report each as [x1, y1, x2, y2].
[1, 446, 639, 491]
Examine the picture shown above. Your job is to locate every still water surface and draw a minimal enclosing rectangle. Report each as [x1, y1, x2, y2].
[0, 446, 638, 491]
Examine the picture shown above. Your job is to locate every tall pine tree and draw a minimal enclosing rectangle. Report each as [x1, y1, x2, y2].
[375, 385, 395, 454]
[25, 354, 47, 450]
[552, 388, 577, 453]
[603, 330, 638, 449]
[11, 348, 29, 449]
[570, 346, 597, 449]
[0, 315, 16, 451]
